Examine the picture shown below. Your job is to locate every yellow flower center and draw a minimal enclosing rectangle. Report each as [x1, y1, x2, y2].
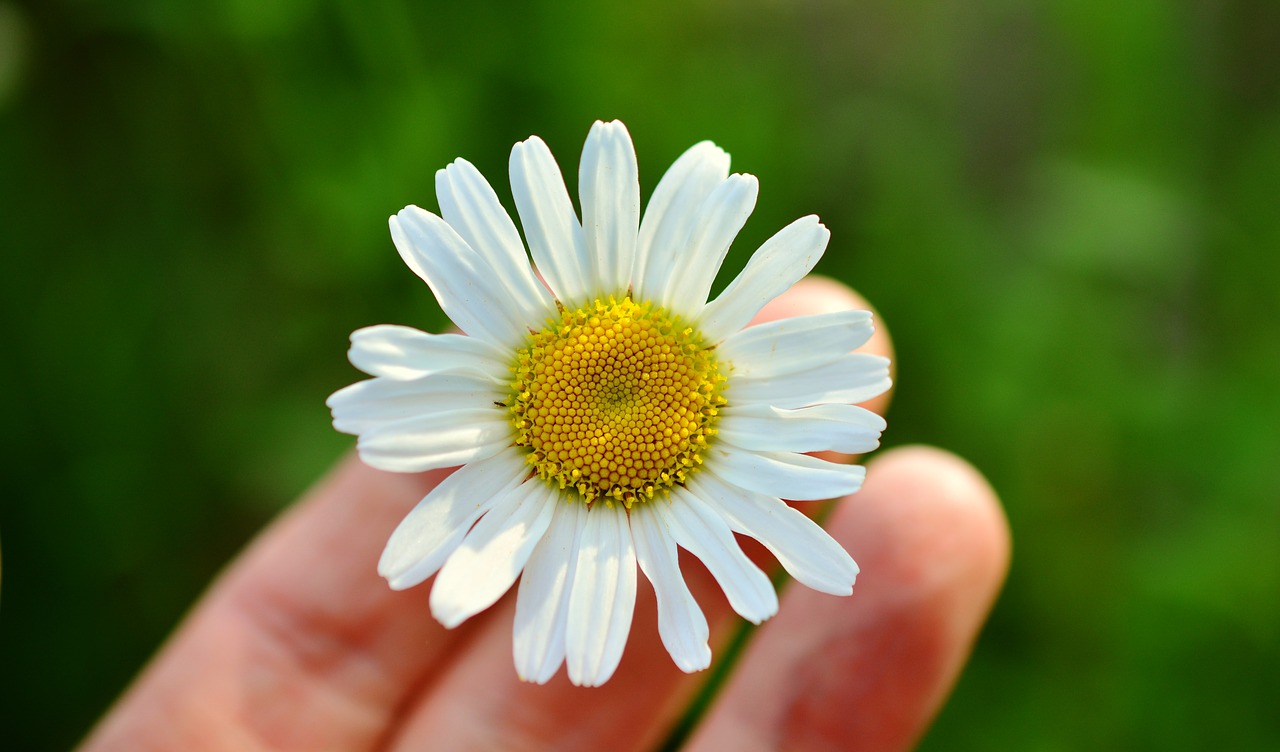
[509, 297, 726, 507]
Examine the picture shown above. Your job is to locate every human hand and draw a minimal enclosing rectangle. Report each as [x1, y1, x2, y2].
[80, 276, 1009, 752]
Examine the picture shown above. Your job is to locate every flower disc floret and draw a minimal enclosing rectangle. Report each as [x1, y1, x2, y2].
[509, 297, 726, 507]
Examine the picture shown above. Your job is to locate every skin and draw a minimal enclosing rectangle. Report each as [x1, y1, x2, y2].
[80, 276, 1010, 752]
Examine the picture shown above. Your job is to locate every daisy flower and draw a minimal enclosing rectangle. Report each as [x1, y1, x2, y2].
[328, 120, 891, 687]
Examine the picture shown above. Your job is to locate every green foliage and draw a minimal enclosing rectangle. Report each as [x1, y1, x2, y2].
[2, 0, 1277, 748]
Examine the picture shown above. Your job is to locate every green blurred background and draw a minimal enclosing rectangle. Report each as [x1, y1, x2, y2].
[2, 0, 1277, 748]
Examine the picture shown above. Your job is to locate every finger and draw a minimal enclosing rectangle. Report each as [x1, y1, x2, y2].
[684, 446, 1011, 752]
[80, 458, 472, 751]
[380, 274, 894, 752]
[383, 580, 702, 752]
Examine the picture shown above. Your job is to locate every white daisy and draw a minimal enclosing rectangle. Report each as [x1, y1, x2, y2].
[328, 120, 891, 687]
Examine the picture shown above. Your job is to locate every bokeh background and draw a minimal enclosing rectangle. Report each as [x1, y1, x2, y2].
[3, 0, 1278, 748]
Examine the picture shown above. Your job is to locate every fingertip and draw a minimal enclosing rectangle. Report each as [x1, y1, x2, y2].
[858, 445, 1011, 592]
[684, 446, 1008, 752]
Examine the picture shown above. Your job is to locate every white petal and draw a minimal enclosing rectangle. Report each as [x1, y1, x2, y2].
[663, 173, 758, 317]
[718, 310, 875, 379]
[728, 353, 892, 409]
[347, 325, 509, 382]
[436, 159, 555, 323]
[513, 501, 588, 684]
[691, 471, 859, 595]
[389, 207, 530, 348]
[509, 135, 590, 306]
[429, 479, 557, 628]
[630, 504, 711, 672]
[579, 120, 639, 297]
[709, 446, 865, 501]
[378, 446, 531, 590]
[717, 403, 885, 455]
[355, 409, 512, 473]
[635, 141, 731, 305]
[565, 506, 638, 687]
[327, 373, 505, 435]
[655, 488, 777, 623]
[696, 215, 831, 344]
